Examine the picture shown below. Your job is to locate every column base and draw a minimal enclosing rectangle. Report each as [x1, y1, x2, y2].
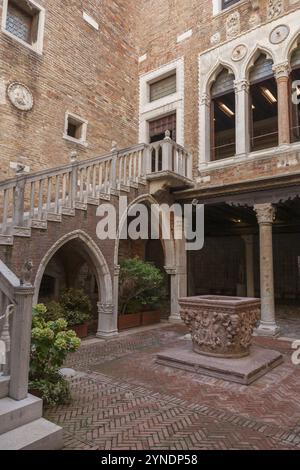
[169, 313, 183, 324]
[255, 322, 281, 337]
[96, 330, 119, 339]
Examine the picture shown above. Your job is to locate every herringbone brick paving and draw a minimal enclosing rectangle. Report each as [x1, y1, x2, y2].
[45, 324, 300, 450]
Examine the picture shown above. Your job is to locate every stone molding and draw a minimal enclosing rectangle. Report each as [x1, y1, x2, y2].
[97, 303, 114, 316]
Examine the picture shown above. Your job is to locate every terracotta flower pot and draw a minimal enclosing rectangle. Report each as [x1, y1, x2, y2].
[118, 313, 142, 331]
[72, 323, 89, 339]
[141, 310, 161, 326]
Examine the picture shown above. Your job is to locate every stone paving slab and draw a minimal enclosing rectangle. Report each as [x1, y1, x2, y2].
[45, 324, 300, 450]
[156, 344, 283, 385]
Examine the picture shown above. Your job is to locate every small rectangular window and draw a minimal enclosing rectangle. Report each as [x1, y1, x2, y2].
[2, 0, 45, 53]
[150, 74, 176, 102]
[64, 112, 88, 146]
[222, 0, 240, 9]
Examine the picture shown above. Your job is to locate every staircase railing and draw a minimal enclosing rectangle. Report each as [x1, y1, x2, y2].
[0, 260, 34, 400]
[0, 135, 192, 238]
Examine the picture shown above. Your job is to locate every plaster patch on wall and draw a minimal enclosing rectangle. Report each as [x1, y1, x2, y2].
[177, 29, 193, 44]
[0, 78, 7, 104]
[83, 12, 99, 30]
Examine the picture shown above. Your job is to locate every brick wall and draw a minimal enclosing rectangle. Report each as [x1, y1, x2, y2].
[0, 0, 140, 179]
[137, 0, 300, 182]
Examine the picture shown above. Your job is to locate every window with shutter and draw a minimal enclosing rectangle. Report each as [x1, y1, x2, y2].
[291, 48, 300, 70]
[249, 55, 278, 151]
[210, 68, 236, 161]
[5, 0, 40, 45]
[149, 113, 176, 143]
[249, 55, 274, 84]
[222, 0, 240, 10]
[291, 47, 300, 143]
[150, 74, 176, 102]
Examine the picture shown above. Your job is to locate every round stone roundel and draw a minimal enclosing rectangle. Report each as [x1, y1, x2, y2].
[269, 24, 290, 45]
[7, 82, 34, 111]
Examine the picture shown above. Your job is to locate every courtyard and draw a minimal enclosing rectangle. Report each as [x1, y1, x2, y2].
[45, 323, 300, 451]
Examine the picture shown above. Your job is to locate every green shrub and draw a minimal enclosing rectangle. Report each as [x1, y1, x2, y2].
[56, 288, 92, 327]
[44, 289, 92, 327]
[29, 304, 81, 406]
[119, 258, 166, 315]
[29, 374, 71, 407]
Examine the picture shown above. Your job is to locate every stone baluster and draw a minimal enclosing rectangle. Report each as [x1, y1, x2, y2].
[13, 164, 27, 229]
[254, 203, 280, 336]
[273, 62, 291, 146]
[69, 151, 78, 210]
[162, 130, 173, 172]
[109, 141, 118, 192]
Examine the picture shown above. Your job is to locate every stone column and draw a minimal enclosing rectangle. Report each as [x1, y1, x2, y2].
[242, 235, 255, 298]
[234, 80, 250, 156]
[273, 62, 291, 146]
[165, 267, 181, 323]
[254, 203, 280, 336]
[96, 264, 119, 338]
[96, 302, 117, 338]
[9, 284, 34, 401]
[165, 239, 187, 323]
[199, 93, 211, 164]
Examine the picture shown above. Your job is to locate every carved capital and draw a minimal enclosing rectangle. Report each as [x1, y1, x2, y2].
[273, 62, 291, 80]
[234, 79, 250, 94]
[97, 303, 114, 315]
[200, 93, 210, 107]
[164, 266, 177, 276]
[254, 203, 276, 225]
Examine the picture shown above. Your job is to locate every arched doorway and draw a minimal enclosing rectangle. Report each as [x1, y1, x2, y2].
[34, 230, 113, 338]
[114, 194, 185, 329]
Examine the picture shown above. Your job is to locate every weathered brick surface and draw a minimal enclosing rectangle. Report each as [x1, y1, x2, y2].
[1, 0, 299, 187]
[0, 185, 148, 280]
[45, 324, 300, 450]
[0, 0, 140, 179]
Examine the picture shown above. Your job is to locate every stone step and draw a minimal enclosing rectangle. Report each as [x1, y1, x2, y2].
[0, 395, 42, 435]
[0, 418, 63, 450]
[0, 378, 9, 399]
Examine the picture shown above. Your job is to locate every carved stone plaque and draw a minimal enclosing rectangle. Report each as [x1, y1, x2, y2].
[269, 24, 290, 45]
[7, 82, 34, 111]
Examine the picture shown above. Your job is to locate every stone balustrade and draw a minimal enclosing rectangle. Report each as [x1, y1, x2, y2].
[0, 136, 192, 242]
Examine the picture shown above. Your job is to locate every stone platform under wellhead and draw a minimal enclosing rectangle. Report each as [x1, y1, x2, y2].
[156, 342, 283, 385]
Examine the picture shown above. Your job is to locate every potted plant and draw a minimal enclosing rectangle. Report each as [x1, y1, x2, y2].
[118, 258, 166, 330]
[47, 289, 92, 338]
